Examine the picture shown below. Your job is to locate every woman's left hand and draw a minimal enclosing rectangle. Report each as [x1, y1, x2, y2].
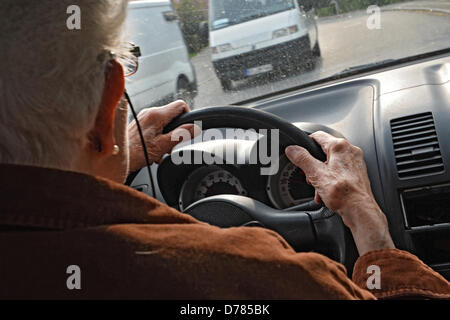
[127, 100, 197, 172]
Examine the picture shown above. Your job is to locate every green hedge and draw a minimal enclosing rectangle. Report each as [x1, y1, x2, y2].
[317, 0, 409, 17]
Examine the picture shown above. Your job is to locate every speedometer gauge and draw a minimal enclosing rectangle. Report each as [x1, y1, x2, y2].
[179, 166, 247, 211]
[267, 156, 315, 209]
[194, 170, 247, 200]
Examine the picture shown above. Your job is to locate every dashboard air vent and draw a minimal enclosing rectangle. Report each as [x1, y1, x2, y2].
[390, 112, 444, 179]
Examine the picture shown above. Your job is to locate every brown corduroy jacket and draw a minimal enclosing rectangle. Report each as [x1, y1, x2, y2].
[0, 164, 449, 299]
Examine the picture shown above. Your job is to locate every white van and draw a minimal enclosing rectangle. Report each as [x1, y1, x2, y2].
[126, 0, 197, 112]
[208, 0, 320, 90]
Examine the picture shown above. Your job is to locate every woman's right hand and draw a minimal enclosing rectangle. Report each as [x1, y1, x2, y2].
[285, 131, 395, 256]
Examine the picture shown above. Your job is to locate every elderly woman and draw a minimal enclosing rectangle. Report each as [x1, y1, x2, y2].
[0, 0, 449, 299]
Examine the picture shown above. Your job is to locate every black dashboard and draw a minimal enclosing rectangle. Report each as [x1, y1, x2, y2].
[131, 52, 450, 280]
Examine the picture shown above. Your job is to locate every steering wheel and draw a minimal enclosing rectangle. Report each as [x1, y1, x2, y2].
[162, 106, 348, 264]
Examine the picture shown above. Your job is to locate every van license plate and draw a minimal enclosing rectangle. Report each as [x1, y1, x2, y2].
[245, 64, 273, 76]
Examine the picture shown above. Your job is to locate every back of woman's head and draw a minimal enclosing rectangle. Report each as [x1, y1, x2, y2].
[0, 0, 128, 169]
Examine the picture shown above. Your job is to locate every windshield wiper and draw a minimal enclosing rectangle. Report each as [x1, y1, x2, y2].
[239, 6, 295, 23]
[237, 13, 265, 24]
[213, 14, 263, 30]
[333, 59, 396, 77]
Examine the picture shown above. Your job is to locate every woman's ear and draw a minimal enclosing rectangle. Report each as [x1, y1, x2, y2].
[89, 60, 125, 157]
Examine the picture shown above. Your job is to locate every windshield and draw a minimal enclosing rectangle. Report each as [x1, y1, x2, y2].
[210, 0, 296, 30]
[138, 0, 450, 110]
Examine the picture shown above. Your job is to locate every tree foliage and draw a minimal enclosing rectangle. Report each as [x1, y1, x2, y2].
[174, 0, 207, 54]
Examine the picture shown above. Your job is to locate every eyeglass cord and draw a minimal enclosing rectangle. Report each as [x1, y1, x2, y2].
[124, 90, 156, 199]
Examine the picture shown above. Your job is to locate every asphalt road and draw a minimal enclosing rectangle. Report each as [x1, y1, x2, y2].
[191, 2, 450, 108]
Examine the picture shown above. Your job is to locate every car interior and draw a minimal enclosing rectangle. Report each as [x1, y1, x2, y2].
[2, 0, 450, 304]
[129, 48, 450, 279]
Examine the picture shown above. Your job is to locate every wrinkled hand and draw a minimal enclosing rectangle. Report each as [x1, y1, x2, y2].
[128, 100, 196, 172]
[285, 131, 394, 256]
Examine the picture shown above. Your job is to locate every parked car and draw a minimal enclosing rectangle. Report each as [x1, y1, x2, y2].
[207, 0, 320, 90]
[126, 0, 198, 113]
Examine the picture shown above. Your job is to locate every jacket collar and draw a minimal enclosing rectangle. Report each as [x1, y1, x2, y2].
[0, 164, 195, 230]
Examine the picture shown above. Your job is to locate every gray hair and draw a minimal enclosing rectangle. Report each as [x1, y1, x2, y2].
[0, 0, 129, 169]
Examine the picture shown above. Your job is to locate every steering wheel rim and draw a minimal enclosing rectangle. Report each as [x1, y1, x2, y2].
[163, 105, 327, 162]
